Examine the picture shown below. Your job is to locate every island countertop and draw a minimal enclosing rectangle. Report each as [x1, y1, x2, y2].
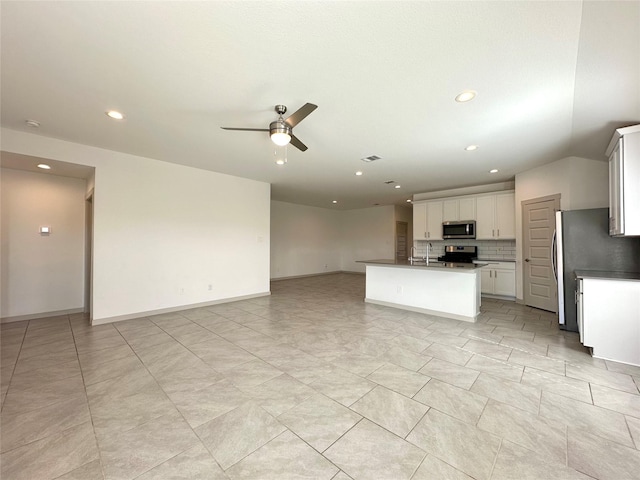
[357, 259, 487, 272]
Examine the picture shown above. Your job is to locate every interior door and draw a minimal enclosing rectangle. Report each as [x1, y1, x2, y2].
[395, 221, 408, 260]
[522, 195, 560, 312]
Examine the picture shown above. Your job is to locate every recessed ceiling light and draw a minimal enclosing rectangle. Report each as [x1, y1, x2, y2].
[465, 145, 478, 151]
[355, 171, 363, 176]
[489, 169, 499, 173]
[455, 91, 476, 103]
[406, 199, 412, 203]
[37, 164, 51, 170]
[25, 119, 40, 128]
[332, 200, 338, 204]
[106, 110, 124, 120]
[275, 159, 286, 166]
[394, 185, 401, 189]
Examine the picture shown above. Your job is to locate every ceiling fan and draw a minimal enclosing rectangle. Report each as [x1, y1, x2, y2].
[221, 103, 318, 152]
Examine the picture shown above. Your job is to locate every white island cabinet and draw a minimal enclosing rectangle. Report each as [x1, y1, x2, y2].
[576, 271, 640, 366]
[358, 260, 483, 322]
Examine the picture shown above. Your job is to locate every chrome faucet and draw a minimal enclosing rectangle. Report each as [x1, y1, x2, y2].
[410, 245, 417, 264]
[426, 243, 432, 264]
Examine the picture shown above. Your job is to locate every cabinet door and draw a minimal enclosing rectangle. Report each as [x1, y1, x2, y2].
[576, 278, 584, 344]
[426, 201, 443, 240]
[475, 195, 495, 239]
[495, 193, 516, 239]
[413, 202, 428, 240]
[494, 269, 516, 297]
[442, 200, 458, 222]
[459, 197, 476, 221]
[608, 141, 623, 235]
[480, 268, 493, 294]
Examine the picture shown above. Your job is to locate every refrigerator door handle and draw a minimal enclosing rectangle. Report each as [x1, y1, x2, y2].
[552, 229, 557, 282]
[555, 211, 565, 325]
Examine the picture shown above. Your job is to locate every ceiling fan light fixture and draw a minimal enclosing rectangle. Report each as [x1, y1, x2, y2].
[270, 121, 291, 146]
[455, 90, 476, 103]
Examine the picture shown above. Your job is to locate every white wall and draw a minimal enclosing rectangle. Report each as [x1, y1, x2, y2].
[514, 155, 608, 299]
[270, 202, 400, 277]
[340, 206, 396, 273]
[1, 168, 86, 318]
[270, 201, 342, 279]
[2, 128, 271, 323]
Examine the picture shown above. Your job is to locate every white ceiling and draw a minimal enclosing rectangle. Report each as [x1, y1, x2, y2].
[1, 1, 638, 209]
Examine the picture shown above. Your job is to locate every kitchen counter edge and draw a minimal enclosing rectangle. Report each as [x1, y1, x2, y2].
[357, 259, 487, 272]
[574, 270, 640, 282]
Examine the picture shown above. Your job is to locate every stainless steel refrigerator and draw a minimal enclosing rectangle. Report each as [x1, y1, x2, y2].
[555, 208, 640, 332]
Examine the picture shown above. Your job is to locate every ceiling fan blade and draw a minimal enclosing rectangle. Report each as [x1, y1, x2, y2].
[289, 134, 308, 152]
[284, 103, 318, 128]
[220, 127, 269, 132]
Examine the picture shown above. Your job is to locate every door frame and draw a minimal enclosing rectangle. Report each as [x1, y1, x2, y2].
[521, 194, 560, 311]
[85, 189, 94, 321]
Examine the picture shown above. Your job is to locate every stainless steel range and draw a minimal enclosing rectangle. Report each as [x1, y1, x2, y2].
[437, 245, 478, 264]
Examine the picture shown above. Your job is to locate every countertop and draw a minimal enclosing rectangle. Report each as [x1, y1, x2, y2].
[574, 270, 640, 282]
[475, 258, 516, 263]
[357, 259, 487, 271]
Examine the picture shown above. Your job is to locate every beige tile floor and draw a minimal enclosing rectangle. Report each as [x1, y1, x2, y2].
[1, 272, 640, 479]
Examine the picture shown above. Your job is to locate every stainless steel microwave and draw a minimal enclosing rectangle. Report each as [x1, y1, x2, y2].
[442, 220, 476, 239]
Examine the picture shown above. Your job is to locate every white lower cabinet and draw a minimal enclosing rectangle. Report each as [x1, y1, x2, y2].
[475, 261, 516, 297]
[577, 276, 640, 366]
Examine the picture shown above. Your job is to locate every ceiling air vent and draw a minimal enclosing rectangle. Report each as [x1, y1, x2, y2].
[384, 180, 395, 184]
[361, 155, 381, 162]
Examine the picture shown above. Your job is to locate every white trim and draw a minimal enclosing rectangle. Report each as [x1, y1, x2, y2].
[1, 308, 84, 324]
[91, 291, 271, 325]
[270, 271, 344, 281]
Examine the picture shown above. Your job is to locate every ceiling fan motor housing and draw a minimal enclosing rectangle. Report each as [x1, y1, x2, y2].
[270, 120, 291, 137]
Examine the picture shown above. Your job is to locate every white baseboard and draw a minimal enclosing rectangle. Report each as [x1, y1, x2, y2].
[270, 270, 363, 282]
[1, 308, 84, 324]
[91, 291, 271, 326]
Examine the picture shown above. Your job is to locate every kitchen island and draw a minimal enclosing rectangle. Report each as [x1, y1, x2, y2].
[357, 259, 486, 322]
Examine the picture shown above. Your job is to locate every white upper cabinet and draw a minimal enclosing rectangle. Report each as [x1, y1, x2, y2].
[443, 200, 458, 222]
[426, 201, 443, 240]
[414, 191, 513, 241]
[413, 200, 443, 241]
[443, 198, 476, 222]
[606, 125, 640, 236]
[413, 202, 428, 240]
[495, 193, 516, 238]
[476, 192, 515, 240]
[459, 198, 476, 221]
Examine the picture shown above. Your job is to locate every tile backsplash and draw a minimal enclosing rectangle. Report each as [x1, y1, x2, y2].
[413, 239, 516, 261]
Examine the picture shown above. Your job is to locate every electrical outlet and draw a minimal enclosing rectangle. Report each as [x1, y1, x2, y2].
[208, 284, 212, 291]
[397, 285, 403, 294]
[180, 288, 185, 295]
